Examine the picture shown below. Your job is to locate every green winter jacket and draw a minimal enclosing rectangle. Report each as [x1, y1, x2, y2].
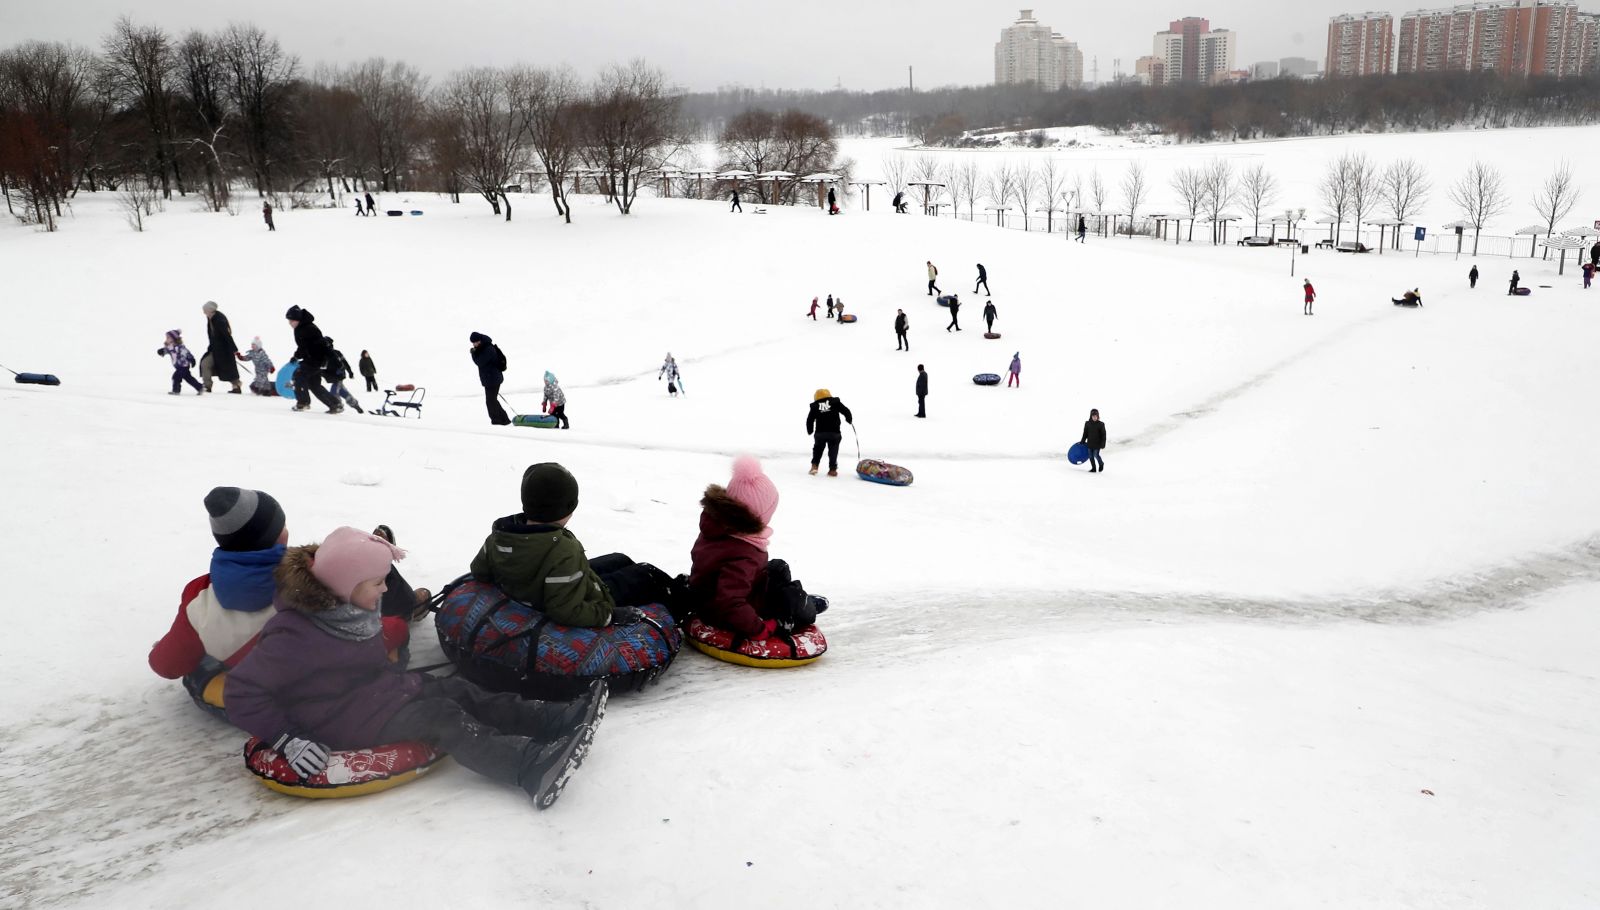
[469, 516, 614, 627]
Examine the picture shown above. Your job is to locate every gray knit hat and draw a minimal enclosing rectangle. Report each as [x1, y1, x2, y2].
[204, 487, 286, 552]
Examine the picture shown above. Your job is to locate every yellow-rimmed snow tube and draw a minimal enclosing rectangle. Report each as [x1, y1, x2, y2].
[686, 617, 827, 668]
[244, 737, 446, 799]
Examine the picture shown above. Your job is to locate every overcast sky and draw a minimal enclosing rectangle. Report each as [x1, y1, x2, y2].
[8, 1, 1584, 92]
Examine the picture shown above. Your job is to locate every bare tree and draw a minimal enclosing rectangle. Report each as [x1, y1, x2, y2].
[218, 23, 297, 195]
[941, 161, 967, 219]
[1345, 152, 1378, 249]
[175, 30, 232, 209]
[1037, 157, 1069, 231]
[983, 162, 1017, 225]
[911, 153, 942, 186]
[102, 17, 185, 198]
[119, 177, 159, 230]
[1201, 158, 1237, 244]
[0, 41, 98, 226]
[1238, 161, 1279, 236]
[1120, 161, 1147, 237]
[1169, 164, 1206, 241]
[1319, 154, 1354, 245]
[512, 64, 583, 222]
[881, 153, 909, 196]
[1380, 158, 1429, 249]
[583, 60, 680, 215]
[345, 58, 428, 192]
[437, 67, 527, 220]
[1531, 160, 1580, 257]
[1090, 167, 1107, 233]
[1013, 160, 1038, 230]
[955, 157, 982, 219]
[1448, 161, 1509, 256]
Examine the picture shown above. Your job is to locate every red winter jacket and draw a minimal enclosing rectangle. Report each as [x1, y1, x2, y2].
[687, 487, 771, 638]
[149, 575, 272, 678]
[1304, 283, 1316, 302]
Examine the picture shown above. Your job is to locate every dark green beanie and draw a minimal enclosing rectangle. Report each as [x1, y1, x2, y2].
[521, 463, 579, 522]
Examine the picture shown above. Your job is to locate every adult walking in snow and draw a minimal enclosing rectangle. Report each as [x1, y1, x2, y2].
[365, 192, 376, 215]
[284, 306, 342, 413]
[914, 364, 928, 418]
[1076, 215, 1087, 243]
[827, 186, 837, 214]
[945, 295, 962, 332]
[1468, 265, 1479, 289]
[262, 201, 275, 231]
[469, 331, 511, 426]
[730, 189, 742, 213]
[1007, 352, 1021, 388]
[825, 294, 835, 319]
[982, 300, 998, 334]
[1081, 408, 1107, 474]
[543, 371, 569, 429]
[806, 389, 853, 477]
[202, 301, 241, 394]
[893, 191, 907, 214]
[1509, 270, 1521, 294]
[237, 337, 276, 395]
[926, 260, 940, 296]
[359, 350, 378, 391]
[894, 309, 909, 351]
[974, 263, 990, 296]
[1302, 279, 1316, 316]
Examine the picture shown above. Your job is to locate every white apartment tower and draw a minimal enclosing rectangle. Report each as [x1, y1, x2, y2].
[996, 9, 1085, 89]
[1153, 17, 1238, 84]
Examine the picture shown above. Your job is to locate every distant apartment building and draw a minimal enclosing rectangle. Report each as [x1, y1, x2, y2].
[1133, 54, 1165, 85]
[995, 9, 1086, 90]
[1327, 12, 1395, 76]
[1397, 0, 1594, 77]
[1152, 17, 1237, 84]
[1249, 60, 1281, 79]
[1279, 56, 1321, 76]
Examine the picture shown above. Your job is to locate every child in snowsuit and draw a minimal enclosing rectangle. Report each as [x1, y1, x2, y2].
[1008, 352, 1021, 388]
[322, 336, 364, 413]
[158, 330, 204, 395]
[469, 464, 672, 628]
[226, 526, 606, 809]
[807, 298, 819, 320]
[149, 488, 289, 711]
[1302, 280, 1316, 316]
[806, 389, 853, 476]
[659, 353, 682, 397]
[542, 371, 568, 428]
[359, 350, 378, 392]
[687, 456, 827, 647]
[236, 337, 276, 396]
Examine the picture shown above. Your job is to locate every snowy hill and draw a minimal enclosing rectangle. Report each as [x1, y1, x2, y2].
[3, 135, 1599, 908]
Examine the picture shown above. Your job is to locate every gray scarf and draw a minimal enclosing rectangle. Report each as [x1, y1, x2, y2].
[311, 602, 383, 641]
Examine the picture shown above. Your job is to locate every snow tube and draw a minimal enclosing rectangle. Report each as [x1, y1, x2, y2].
[936, 295, 956, 307]
[1068, 442, 1090, 465]
[386, 210, 403, 217]
[14, 372, 60, 385]
[182, 668, 231, 722]
[856, 458, 913, 486]
[512, 414, 560, 428]
[838, 314, 858, 323]
[409, 210, 423, 216]
[1392, 298, 1422, 307]
[973, 373, 1001, 386]
[983, 332, 1001, 340]
[275, 361, 297, 399]
[686, 617, 827, 668]
[244, 736, 445, 799]
[435, 578, 682, 699]
[1510, 287, 1532, 296]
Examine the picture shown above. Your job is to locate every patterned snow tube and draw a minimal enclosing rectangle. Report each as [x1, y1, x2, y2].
[686, 617, 828, 668]
[244, 737, 444, 799]
[856, 459, 913, 486]
[435, 578, 683, 699]
[973, 373, 1001, 386]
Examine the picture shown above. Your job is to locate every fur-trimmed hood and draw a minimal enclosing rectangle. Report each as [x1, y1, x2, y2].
[273, 544, 341, 614]
[700, 484, 765, 536]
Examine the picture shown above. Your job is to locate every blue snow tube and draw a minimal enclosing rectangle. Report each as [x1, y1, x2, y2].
[1067, 443, 1090, 465]
[275, 361, 297, 399]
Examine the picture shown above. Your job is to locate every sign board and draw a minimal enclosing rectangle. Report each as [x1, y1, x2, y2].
[1414, 226, 1426, 241]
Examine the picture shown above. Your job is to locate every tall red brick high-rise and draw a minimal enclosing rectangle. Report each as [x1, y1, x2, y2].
[1153, 17, 1237, 84]
[1397, 0, 1594, 77]
[1327, 12, 1395, 76]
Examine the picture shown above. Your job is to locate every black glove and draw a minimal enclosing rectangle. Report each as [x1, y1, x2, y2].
[274, 732, 330, 778]
[609, 606, 643, 627]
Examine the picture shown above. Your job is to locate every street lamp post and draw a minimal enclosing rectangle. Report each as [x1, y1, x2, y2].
[1286, 207, 1306, 276]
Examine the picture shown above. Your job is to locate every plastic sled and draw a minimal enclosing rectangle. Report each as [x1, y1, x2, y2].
[838, 314, 858, 323]
[244, 737, 445, 799]
[1068, 443, 1090, 465]
[513, 414, 560, 428]
[275, 361, 298, 399]
[857, 459, 913, 486]
[13, 372, 60, 385]
[374, 385, 425, 418]
[973, 373, 1001, 386]
[983, 332, 1001, 339]
[936, 295, 957, 307]
[687, 618, 827, 668]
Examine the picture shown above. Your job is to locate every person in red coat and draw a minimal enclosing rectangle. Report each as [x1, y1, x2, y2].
[1303, 279, 1316, 316]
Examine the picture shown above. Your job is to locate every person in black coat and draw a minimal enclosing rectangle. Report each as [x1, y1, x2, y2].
[1590, 241, 1599, 269]
[806, 389, 853, 476]
[364, 192, 377, 215]
[1468, 264, 1478, 288]
[1509, 270, 1521, 294]
[202, 301, 241, 393]
[827, 186, 837, 213]
[322, 336, 364, 413]
[1076, 215, 1087, 242]
[982, 301, 998, 333]
[1080, 408, 1107, 473]
[730, 189, 742, 213]
[974, 263, 990, 296]
[359, 350, 378, 391]
[284, 305, 342, 413]
[914, 364, 928, 418]
[469, 331, 511, 425]
[894, 308, 909, 351]
[893, 191, 907, 214]
[945, 295, 961, 332]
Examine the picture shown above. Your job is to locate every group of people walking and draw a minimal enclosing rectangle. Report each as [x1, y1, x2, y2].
[158, 302, 378, 406]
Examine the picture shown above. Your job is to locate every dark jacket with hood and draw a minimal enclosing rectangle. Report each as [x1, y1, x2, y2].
[469, 516, 615, 627]
[224, 544, 423, 750]
[1081, 418, 1107, 450]
[806, 396, 853, 436]
[687, 485, 771, 637]
[359, 353, 376, 378]
[916, 370, 928, 396]
[470, 333, 506, 387]
[323, 340, 355, 383]
[286, 306, 326, 371]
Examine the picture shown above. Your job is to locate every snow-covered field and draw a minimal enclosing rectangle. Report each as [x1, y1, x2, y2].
[3, 125, 1600, 908]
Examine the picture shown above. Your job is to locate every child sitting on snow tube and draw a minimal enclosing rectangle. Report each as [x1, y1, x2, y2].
[226, 527, 604, 808]
[686, 456, 828, 656]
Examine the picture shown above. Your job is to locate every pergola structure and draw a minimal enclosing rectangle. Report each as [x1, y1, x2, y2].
[850, 179, 886, 211]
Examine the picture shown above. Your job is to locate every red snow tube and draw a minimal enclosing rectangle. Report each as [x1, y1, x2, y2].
[244, 737, 445, 798]
[687, 617, 827, 668]
[838, 314, 858, 323]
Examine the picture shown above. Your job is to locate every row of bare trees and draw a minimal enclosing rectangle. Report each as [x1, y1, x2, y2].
[0, 18, 683, 230]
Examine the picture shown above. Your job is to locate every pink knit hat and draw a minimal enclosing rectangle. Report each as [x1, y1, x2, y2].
[310, 526, 405, 602]
[725, 455, 779, 527]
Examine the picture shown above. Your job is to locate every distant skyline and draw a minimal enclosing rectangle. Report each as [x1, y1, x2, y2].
[5, 0, 1598, 91]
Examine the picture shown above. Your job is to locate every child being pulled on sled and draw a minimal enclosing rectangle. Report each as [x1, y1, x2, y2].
[235, 337, 277, 395]
[470, 463, 673, 628]
[686, 455, 828, 642]
[158, 329, 203, 395]
[226, 526, 606, 808]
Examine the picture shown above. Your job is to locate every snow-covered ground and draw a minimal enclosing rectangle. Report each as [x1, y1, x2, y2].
[3, 126, 1599, 908]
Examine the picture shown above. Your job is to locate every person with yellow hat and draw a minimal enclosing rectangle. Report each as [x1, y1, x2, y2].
[805, 389, 853, 476]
